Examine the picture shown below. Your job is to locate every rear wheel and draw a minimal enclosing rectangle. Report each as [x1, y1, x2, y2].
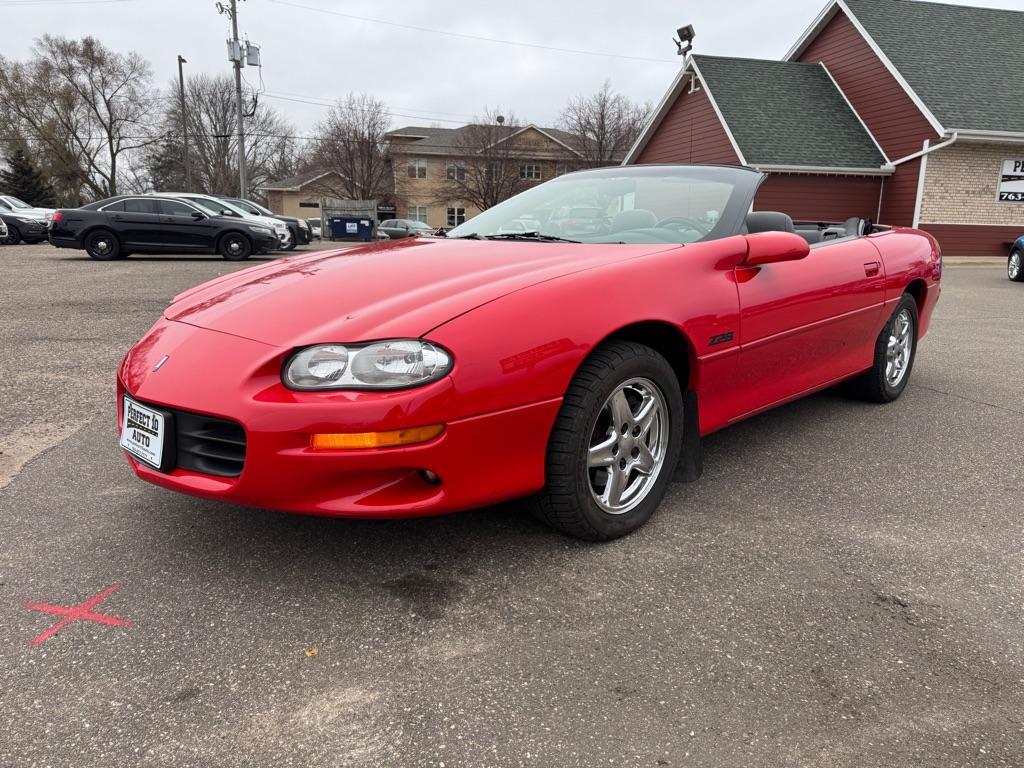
[219, 232, 252, 261]
[849, 293, 919, 403]
[1009, 249, 1024, 282]
[84, 229, 120, 261]
[282, 227, 297, 251]
[2, 226, 21, 245]
[529, 341, 683, 541]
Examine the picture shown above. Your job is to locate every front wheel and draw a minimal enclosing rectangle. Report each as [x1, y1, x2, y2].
[219, 232, 252, 261]
[2, 226, 21, 245]
[282, 227, 297, 251]
[849, 293, 919, 403]
[1009, 249, 1024, 282]
[529, 341, 683, 541]
[84, 229, 120, 260]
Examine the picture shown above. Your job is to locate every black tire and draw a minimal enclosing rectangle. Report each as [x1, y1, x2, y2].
[849, 293, 919, 403]
[1008, 249, 1024, 282]
[219, 232, 252, 261]
[2, 226, 21, 245]
[84, 229, 120, 261]
[528, 341, 684, 541]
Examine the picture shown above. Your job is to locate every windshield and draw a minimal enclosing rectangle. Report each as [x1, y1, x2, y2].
[230, 198, 273, 217]
[187, 197, 246, 217]
[2, 196, 32, 210]
[447, 165, 762, 245]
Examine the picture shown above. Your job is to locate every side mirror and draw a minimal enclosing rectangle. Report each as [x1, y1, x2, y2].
[743, 231, 810, 267]
[191, 211, 205, 221]
[221, 209, 237, 217]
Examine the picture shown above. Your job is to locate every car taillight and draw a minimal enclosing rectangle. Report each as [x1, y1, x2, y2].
[51, 211, 63, 223]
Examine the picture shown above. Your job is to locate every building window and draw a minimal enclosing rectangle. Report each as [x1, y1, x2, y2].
[520, 164, 542, 180]
[298, 201, 320, 208]
[408, 205, 428, 223]
[407, 159, 427, 179]
[446, 207, 466, 227]
[446, 161, 466, 181]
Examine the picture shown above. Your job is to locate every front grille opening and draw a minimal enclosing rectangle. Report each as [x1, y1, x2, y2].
[175, 411, 246, 478]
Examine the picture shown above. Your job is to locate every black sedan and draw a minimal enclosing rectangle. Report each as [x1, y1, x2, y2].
[49, 195, 280, 261]
[224, 198, 312, 250]
[1, 211, 50, 245]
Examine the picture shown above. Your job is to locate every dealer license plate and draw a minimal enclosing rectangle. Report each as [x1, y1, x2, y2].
[120, 397, 165, 469]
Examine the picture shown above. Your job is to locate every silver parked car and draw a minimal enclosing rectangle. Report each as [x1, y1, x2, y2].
[378, 218, 434, 239]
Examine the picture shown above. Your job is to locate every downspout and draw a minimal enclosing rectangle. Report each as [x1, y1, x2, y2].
[884, 132, 958, 229]
[888, 131, 959, 167]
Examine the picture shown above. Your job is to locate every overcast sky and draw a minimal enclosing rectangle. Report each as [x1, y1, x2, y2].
[7, 0, 1024, 142]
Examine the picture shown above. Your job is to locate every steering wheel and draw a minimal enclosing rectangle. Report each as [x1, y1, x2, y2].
[656, 216, 712, 236]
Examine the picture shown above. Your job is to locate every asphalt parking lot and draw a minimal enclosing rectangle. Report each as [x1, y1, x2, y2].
[1, 242, 1022, 767]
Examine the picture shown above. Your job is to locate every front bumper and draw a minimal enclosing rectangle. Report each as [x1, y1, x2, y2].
[118, 319, 559, 517]
[11, 219, 48, 238]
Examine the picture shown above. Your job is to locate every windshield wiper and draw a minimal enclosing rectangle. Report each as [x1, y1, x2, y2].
[448, 232, 482, 239]
[483, 232, 582, 243]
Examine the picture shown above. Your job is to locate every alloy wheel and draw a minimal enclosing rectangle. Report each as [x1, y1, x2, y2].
[1010, 251, 1022, 280]
[885, 308, 913, 387]
[586, 377, 670, 515]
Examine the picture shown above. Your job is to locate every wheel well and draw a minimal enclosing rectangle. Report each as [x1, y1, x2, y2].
[601, 321, 696, 392]
[80, 225, 119, 244]
[219, 230, 252, 245]
[905, 278, 927, 314]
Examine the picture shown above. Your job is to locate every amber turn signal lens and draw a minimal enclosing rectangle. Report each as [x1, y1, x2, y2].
[310, 424, 444, 450]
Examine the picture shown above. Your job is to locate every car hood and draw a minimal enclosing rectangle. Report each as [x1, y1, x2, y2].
[166, 237, 675, 347]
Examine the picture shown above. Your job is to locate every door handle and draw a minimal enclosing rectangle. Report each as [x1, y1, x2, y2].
[864, 261, 881, 277]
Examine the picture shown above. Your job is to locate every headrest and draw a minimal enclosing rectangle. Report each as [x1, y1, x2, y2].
[746, 211, 795, 234]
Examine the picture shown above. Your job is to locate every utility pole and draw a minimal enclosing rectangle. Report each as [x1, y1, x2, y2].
[219, 0, 247, 197]
[176, 55, 192, 190]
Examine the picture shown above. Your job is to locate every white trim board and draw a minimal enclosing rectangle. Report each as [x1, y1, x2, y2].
[785, 0, 945, 137]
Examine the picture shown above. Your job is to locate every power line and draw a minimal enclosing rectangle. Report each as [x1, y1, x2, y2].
[267, 0, 679, 65]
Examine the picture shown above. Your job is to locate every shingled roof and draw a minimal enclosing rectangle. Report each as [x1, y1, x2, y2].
[793, 0, 1024, 134]
[693, 55, 888, 170]
[387, 124, 586, 156]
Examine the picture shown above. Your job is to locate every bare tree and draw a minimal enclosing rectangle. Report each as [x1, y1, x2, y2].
[0, 36, 159, 200]
[310, 93, 391, 200]
[560, 81, 651, 167]
[147, 73, 297, 197]
[431, 109, 527, 212]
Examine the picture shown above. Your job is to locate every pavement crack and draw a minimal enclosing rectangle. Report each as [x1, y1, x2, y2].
[914, 384, 1024, 417]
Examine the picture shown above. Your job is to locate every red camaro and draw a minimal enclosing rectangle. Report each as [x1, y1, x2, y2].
[118, 165, 941, 540]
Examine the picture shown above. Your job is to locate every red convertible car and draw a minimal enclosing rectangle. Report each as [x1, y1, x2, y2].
[118, 165, 941, 540]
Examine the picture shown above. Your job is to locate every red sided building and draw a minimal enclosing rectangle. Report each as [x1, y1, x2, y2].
[626, 0, 1024, 257]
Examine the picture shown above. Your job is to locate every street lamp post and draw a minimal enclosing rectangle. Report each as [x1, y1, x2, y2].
[177, 55, 193, 190]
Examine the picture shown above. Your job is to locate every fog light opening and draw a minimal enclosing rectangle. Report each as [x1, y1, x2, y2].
[421, 470, 442, 485]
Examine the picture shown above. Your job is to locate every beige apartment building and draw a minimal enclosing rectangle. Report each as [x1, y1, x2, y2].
[387, 123, 589, 229]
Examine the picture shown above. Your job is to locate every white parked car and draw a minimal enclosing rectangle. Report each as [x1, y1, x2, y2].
[0, 194, 55, 222]
[151, 192, 291, 250]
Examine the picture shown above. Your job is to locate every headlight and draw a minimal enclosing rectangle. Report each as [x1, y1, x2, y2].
[247, 224, 272, 234]
[283, 340, 452, 390]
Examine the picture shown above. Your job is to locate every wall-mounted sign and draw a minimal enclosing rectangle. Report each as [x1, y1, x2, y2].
[997, 159, 1024, 203]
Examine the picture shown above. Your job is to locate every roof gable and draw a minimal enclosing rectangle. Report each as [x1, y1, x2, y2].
[791, 0, 1024, 134]
[692, 55, 887, 170]
[257, 169, 344, 192]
